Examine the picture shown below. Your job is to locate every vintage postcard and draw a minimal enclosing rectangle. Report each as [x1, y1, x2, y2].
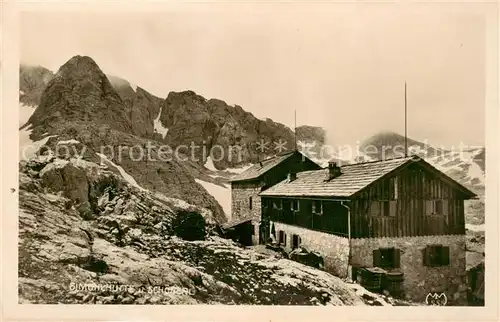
[1, 0, 498, 321]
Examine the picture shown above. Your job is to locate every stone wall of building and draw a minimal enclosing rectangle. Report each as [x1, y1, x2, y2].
[271, 221, 350, 277]
[231, 181, 263, 244]
[350, 234, 467, 305]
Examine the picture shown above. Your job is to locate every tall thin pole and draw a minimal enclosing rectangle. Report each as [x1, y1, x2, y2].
[405, 81, 408, 157]
[294, 109, 297, 151]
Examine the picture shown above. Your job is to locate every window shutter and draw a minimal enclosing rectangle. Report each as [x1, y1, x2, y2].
[442, 200, 448, 215]
[442, 246, 450, 265]
[389, 201, 397, 217]
[393, 249, 401, 268]
[436, 200, 443, 214]
[425, 200, 432, 215]
[422, 247, 430, 266]
[373, 249, 382, 267]
[370, 201, 380, 216]
[394, 177, 399, 199]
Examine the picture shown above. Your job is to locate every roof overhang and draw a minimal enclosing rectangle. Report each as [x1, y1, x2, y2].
[259, 194, 351, 201]
[222, 218, 253, 229]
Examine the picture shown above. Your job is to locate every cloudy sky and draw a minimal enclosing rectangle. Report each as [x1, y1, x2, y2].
[20, 3, 488, 148]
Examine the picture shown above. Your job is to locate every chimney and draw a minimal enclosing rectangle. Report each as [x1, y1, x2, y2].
[288, 171, 297, 182]
[326, 161, 341, 181]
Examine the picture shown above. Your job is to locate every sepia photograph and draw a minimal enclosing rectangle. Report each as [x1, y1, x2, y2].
[1, 0, 498, 319]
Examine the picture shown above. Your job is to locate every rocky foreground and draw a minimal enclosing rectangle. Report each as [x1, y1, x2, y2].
[18, 153, 402, 306]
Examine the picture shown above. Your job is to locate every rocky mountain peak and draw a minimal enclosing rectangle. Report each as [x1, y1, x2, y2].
[55, 55, 102, 78]
[25, 55, 133, 137]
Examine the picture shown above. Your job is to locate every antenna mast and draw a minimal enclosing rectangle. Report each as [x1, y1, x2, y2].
[404, 81, 408, 157]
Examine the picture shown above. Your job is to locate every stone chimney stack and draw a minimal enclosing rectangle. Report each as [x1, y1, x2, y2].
[327, 161, 341, 181]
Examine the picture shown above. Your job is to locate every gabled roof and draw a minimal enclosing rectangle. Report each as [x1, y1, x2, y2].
[230, 150, 303, 183]
[259, 156, 477, 199]
[221, 216, 253, 230]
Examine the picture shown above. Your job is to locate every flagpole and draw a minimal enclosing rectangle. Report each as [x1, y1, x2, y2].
[294, 109, 297, 151]
[405, 82, 408, 157]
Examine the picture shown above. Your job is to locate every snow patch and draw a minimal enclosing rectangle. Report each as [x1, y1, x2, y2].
[129, 82, 138, 92]
[226, 164, 253, 174]
[204, 157, 218, 171]
[19, 103, 36, 128]
[20, 90, 25, 95]
[57, 139, 80, 145]
[424, 148, 485, 186]
[466, 224, 485, 232]
[96, 153, 146, 191]
[19, 130, 57, 161]
[297, 140, 316, 149]
[467, 161, 485, 185]
[153, 107, 169, 139]
[195, 179, 231, 217]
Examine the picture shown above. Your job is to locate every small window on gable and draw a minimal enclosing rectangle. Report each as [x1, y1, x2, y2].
[373, 248, 400, 269]
[291, 200, 300, 212]
[312, 200, 323, 215]
[249, 196, 253, 210]
[423, 245, 450, 267]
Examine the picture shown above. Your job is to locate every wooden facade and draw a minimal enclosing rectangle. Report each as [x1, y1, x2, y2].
[349, 162, 468, 238]
[230, 151, 321, 244]
[261, 161, 473, 239]
[255, 154, 321, 190]
[262, 198, 349, 237]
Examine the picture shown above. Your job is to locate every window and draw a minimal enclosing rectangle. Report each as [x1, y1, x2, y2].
[382, 201, 390, 217]
[278, 230, 287, 246]
[249, 197, 253, 210]
[371, 201, 396, 217]
[373, 248, 400, 268]
[312, 200, 323, 215]
[273, 200, 282, 210]
[423, 245, 450, 267]
[435, 200, 443, 214]
[426, 200, 446, 215]
[292, 234, 301, 249]
[291, 200, 300, 212]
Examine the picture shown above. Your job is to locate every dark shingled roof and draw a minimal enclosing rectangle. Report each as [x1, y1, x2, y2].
[230, 151, 298, 182]
[260, 156, 477, 198]
[221, 216, 253, 229]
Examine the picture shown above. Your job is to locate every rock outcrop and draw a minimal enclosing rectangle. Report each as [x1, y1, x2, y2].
[25, 56, 133, 134]
[159, 91, 300, 169]
[107, 75, 164, 140]
[19, 64, 54, 107]
[18, 154, 395, 305]
[31, 127, 227, 223]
